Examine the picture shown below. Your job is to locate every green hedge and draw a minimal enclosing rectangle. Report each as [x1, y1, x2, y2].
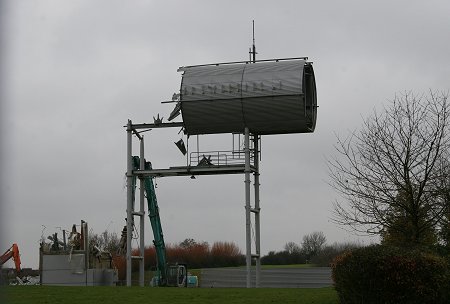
[331, 245, 449, 304]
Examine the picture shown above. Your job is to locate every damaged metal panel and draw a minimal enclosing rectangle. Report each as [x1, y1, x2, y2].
[179, 59, 317, 135]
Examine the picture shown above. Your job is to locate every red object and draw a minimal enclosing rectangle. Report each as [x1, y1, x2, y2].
[0, 243, 21, 273]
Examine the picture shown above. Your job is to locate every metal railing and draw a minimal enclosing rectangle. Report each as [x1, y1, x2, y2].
[189, 150, 254, 167]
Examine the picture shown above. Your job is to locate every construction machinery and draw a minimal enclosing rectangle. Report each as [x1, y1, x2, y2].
[131, 156, 197, 287]
[1, 243, 21, 275]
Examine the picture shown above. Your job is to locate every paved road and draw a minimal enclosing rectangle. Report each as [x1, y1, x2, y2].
[200, 267, 332, 288]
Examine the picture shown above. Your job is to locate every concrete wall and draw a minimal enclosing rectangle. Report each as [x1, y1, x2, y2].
[41, 254, 117, 286]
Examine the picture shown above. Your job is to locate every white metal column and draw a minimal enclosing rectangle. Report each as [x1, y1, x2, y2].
[138, 138, 145, 287]
[126, 120, 133, 286]
[244, 128, 251, 288]
[126, 121, 146, 286]
[253, 135, 261, 287]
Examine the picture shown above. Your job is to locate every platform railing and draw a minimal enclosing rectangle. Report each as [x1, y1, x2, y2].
[189, 150, 254, 167]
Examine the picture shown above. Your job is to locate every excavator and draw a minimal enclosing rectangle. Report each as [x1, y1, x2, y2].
[1, 243, 21, 276]
[131, 156, 197, 287]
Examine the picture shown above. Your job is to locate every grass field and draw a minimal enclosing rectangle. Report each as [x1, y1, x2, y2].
[2, 286, 339, 304]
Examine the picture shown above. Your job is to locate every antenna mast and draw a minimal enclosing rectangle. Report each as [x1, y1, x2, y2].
[249, 20, 257, 63]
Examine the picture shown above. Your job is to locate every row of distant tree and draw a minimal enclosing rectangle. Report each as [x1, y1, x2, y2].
[90, 233, 245, 269]
[90, 229, 355, 281]
[142, 238, 245, 270]
[261, 231, 361, 266]
[90, 232, 246, 280]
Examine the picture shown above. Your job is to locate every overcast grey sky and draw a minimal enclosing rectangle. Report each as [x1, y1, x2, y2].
[1, 0, 449, 269]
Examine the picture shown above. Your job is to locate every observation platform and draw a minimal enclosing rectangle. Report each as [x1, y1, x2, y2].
[127, 121, 258, 178]
[134, 149, 257, 177]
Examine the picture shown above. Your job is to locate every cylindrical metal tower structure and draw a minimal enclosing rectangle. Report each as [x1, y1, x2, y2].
[178, 58, 317, 136]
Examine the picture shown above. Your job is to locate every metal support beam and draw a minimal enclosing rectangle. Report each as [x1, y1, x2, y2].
[244, 128, 251, 288]
[127, 122, 184, 130]
[135, 165, 255, 177]
[126, 120, 133, 286]
[254, 135, 261, 288]
[139, 137, 145, 287]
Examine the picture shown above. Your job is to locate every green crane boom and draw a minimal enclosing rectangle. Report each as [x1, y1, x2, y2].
[131, 156, 197, 287]
[132, 156, 168, 285]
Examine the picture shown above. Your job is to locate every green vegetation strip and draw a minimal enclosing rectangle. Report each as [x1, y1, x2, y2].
[3, 286, 338, 304]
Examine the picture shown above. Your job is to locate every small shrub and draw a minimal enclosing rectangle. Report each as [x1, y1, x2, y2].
[331, 245, 449, 304]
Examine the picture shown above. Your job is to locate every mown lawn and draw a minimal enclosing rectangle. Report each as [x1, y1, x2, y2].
[3, 286, 339, 304]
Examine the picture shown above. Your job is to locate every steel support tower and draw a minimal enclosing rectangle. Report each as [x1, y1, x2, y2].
[125, 120, 261, 287]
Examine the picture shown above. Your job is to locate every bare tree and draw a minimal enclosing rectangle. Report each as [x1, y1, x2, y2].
[284, 241, 301, 254]
[179, 238, 198, 249]
[328, 91, 450, 245]
[302, 231, 327, 259]
[89, 230, 120, 253]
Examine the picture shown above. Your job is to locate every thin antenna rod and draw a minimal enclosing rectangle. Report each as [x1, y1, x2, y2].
[249, 20, 257, 63]
[252, 20, 256, 63]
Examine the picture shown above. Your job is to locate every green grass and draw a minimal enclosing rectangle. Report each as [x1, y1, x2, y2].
[3, 286, 339, 304]
[130, 268, 202, 286]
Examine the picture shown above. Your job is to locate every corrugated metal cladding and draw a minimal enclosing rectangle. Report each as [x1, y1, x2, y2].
[179, 59, 317, 135]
